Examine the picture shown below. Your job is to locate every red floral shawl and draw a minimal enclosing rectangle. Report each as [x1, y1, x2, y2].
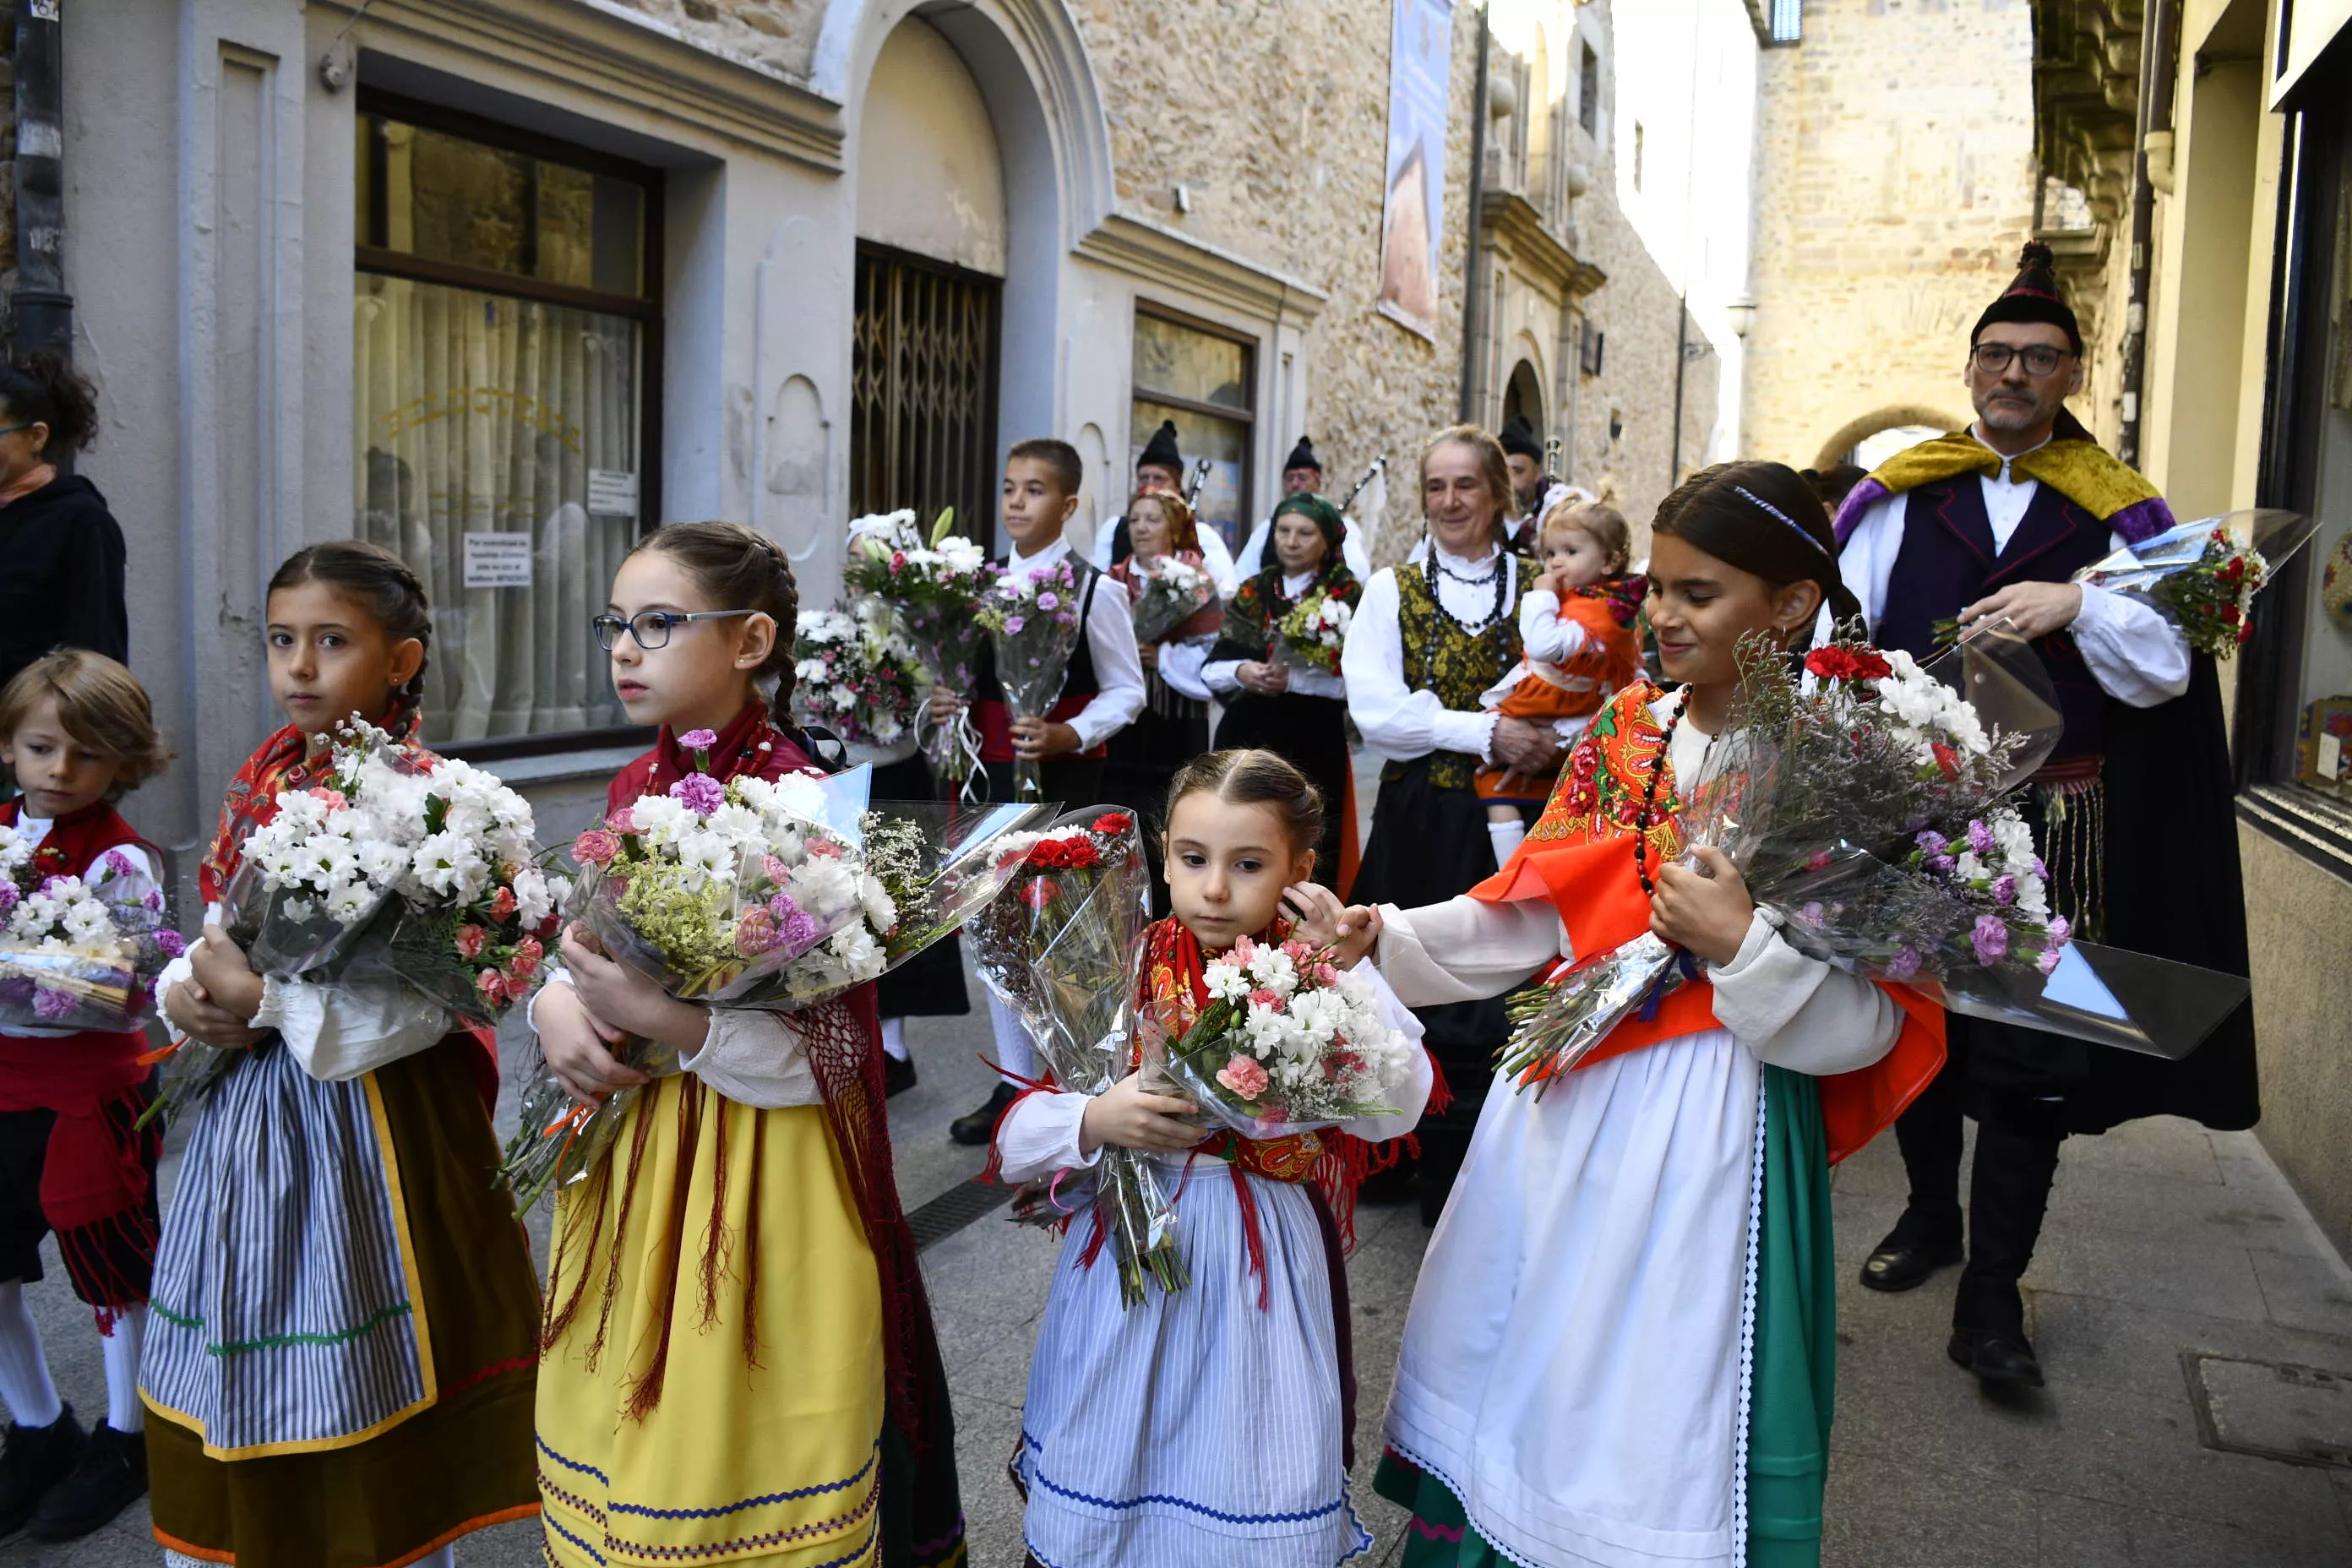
[1471, 683, 1946, 1163]
[591, 701, 949, 1464]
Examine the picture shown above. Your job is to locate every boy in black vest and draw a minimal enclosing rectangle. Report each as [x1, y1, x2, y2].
[940, 438, 1146, 1143]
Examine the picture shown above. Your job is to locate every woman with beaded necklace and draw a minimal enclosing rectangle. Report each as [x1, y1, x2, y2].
[1342, 426, 1562, 1224]
[1328, 462, 1945, 1568]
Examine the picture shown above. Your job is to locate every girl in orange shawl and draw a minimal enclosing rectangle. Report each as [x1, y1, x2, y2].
[1330, 463, 1946, 1568]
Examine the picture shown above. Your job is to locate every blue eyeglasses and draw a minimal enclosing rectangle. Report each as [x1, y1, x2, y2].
[591, 609, 758, 651]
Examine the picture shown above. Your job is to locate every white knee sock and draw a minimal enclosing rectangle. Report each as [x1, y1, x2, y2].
[0, 1280, 63, 1429]
[1488, 818, 1527, 868]
[414, 1549, 454, 1568]
[988, 991, 1037, 1085]
[879, 1016, 911, 1064]
[101, 1304, 146, 1433]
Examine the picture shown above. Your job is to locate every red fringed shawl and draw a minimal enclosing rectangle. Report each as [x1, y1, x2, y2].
[1472, 683, 1946, 1164]
[590, 702, 945, 1456]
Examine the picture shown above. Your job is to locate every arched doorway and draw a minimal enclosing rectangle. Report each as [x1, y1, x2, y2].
[1503, 358, 1546, 438]
[852, 19, 1006, 546]
[1813, 404, 1966, 471]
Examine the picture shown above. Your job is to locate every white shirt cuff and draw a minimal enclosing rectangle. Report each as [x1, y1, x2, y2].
[678, 1006, 822, 1109]
[994, 1088, 1101, 1185]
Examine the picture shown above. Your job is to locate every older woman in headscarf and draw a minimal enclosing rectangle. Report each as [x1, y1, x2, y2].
[1201, 491, 1362, 890]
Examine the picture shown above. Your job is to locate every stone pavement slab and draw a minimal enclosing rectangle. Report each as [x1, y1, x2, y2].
[11, 989, 2352, 1566]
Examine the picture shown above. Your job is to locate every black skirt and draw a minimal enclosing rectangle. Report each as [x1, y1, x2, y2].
[868, 754, 970, 1020]
[1213, 691, 1351, 891]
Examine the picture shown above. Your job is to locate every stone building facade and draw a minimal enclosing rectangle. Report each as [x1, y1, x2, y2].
[1741, 0, 2040, 471]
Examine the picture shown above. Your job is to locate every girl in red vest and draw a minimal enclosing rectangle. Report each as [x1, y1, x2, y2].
[0, 650, 171, 1542]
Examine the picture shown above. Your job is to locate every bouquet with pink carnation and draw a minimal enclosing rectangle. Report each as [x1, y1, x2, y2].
[975, 558, 1090, 801]
[843, 508, 1002, 791]
[0, 825, 180, 1033]
[1157, 929, 1416, 1137]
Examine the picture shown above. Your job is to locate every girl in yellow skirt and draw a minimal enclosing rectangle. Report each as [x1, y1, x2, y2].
[530, 521, 964, 1568]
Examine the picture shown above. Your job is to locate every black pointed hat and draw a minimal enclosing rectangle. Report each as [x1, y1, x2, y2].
[1499, 416, 1543, 462]
[1139, 419, 1183, 474]
[1974, 241, 2082, 354]
[1283, 435, 1323, 475]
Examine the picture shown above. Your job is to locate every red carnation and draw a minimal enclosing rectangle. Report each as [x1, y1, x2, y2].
[1930, 742, 1961, 781]
[1093, 812, 1133, 835]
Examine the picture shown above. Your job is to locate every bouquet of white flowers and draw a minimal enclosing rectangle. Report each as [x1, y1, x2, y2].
[792, 598, 928, 750]
[1277, 590, 1352, 676]
[1127, 555, 1217, 646]
[1157, 931, 1415, 1138]
[0, 830, 182, 1033]
[149, 716, 565, 1126]
[845, 509, 1002, 788]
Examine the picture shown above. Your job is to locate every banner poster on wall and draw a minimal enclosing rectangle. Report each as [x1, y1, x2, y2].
[1377, 0, 1456, 341]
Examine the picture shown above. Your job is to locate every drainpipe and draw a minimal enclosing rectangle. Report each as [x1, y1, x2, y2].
[2118, 0, 2177, 469]
[1456, 5, 1491, 425]
[11, 0, 69, 367]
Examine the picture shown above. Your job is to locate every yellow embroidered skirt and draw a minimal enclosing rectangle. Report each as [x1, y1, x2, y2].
[536, 1074, 885, 1567]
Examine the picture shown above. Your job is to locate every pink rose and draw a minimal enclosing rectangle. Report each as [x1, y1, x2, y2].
[573, 829, 620, 866]
[1216, 1054, 1271, 1100]
[454, 924, 488, 960]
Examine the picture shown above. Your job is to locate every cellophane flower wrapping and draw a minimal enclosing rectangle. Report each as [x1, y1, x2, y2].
[150, 716, 565, 1128]
[1128, 556, 1217, 646]
[1277, 590, 1352, 676]
[843, 508, 1001, 783]
[2072, 509, 2317, 660]
[977, 559, 1088, 802]
[792, 598, 928, 749]
[0, 828, 181, 1033]
[1155, 933, 1414, 1139]
[500, 762, 890, 1211]
[1502, 624, 2071, 1092]
[969, 808, 1189, 1306]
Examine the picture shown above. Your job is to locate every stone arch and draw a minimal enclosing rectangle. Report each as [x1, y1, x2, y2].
[1503, 354, 1546, 434]
[1813, 404, 1966, 471]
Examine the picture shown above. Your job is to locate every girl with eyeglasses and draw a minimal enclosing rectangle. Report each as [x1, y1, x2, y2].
[531, 521, 965, 1568]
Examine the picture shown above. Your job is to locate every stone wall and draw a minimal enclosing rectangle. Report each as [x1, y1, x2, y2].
[1068, 0, 1479, 564]
[594, 0, 825, 81]
[1743, 0, 2040, 471]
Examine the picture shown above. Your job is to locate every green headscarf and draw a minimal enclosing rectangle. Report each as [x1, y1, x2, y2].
[1270, 492, 1347, 554]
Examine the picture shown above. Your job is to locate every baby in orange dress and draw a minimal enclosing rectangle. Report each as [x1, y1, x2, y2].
[1478, 500, 1646, 861]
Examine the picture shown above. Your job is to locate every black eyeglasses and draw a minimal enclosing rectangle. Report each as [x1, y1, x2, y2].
[591, 608, 758, 651]
[1970, 342, 2072, 378]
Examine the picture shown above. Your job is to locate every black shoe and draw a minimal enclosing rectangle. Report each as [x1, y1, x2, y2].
[1946, 1328, 2044, 1388]
[950, 1081, 1021, 1146]
[884, 1053, 919, 1098]
[1859, 1230, 1963, 1293]
[0, 1405, 86, 1537]
[27, 1422, 145, 1541]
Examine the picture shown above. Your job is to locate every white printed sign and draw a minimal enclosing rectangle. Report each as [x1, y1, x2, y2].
[588, 469, 640, 519]
[463, 532, 534, 588]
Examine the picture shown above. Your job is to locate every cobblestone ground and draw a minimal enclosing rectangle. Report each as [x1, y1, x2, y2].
[8, 996, 2350, 1566]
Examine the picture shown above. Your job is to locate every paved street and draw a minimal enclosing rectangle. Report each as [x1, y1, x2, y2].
[4, 1004, 2349, 1567]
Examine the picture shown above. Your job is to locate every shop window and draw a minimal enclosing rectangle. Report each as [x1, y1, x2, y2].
[1130, 308, 1255, 551]
[2244, 101, 2352, 865]
[351, 90, 660, 749]
[851, 244, 1002, 553]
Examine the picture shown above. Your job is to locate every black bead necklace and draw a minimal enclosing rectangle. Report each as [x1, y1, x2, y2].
[1424, 551, 1510, 637]
[1631, 686, 1690, 896]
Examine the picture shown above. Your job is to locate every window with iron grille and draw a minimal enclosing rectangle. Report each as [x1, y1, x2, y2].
[851, 244, 1003, 553]
[1770, 0, 1803, 44]
[1129, 306, 1255, 553]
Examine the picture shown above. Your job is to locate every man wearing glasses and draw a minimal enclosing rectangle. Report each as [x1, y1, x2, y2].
[1827, 242, 2258, 1391]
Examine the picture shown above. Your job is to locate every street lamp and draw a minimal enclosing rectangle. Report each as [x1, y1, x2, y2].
[1727, 297, 1758, 339]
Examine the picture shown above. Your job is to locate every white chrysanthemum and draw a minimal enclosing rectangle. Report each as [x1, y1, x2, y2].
[1204, 961, 1249, 1002]
[628, 793, 690, 842]
[325, 880, 378, 924]
[1244, 945, 1298, 997]
[513, 867, 557, 927]
[705, 803, 766, 850]
[410, 830, 489, 901]
[789, 856, 859, 920]
[858, 874, 897, 932]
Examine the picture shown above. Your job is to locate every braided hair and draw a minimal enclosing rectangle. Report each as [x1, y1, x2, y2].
[267, 540, 433, 710]
[625, 521, 802, 726]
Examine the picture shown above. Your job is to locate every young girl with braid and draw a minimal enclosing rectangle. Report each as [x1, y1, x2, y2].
[993, 749, 1431, 1568]
[146, 542, 542, 1568]
[1348, 464, 1949, 1568]
[530, 521, 963, 1568]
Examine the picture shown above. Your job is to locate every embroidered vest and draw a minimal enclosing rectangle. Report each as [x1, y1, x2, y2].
[1383, 557, 1529, 791]
[1876, 476, 2115, 772]
[0, 798, 151, 885]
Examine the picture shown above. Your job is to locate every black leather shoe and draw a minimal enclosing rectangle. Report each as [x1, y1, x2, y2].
[950, 1081, 1020, 1146]
[1946, 1328, 2044, 1388]
[28, 1422, 145, 1541]
[0, 1405, 86, 1537]
[1859, 1233, 1963, 1293]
